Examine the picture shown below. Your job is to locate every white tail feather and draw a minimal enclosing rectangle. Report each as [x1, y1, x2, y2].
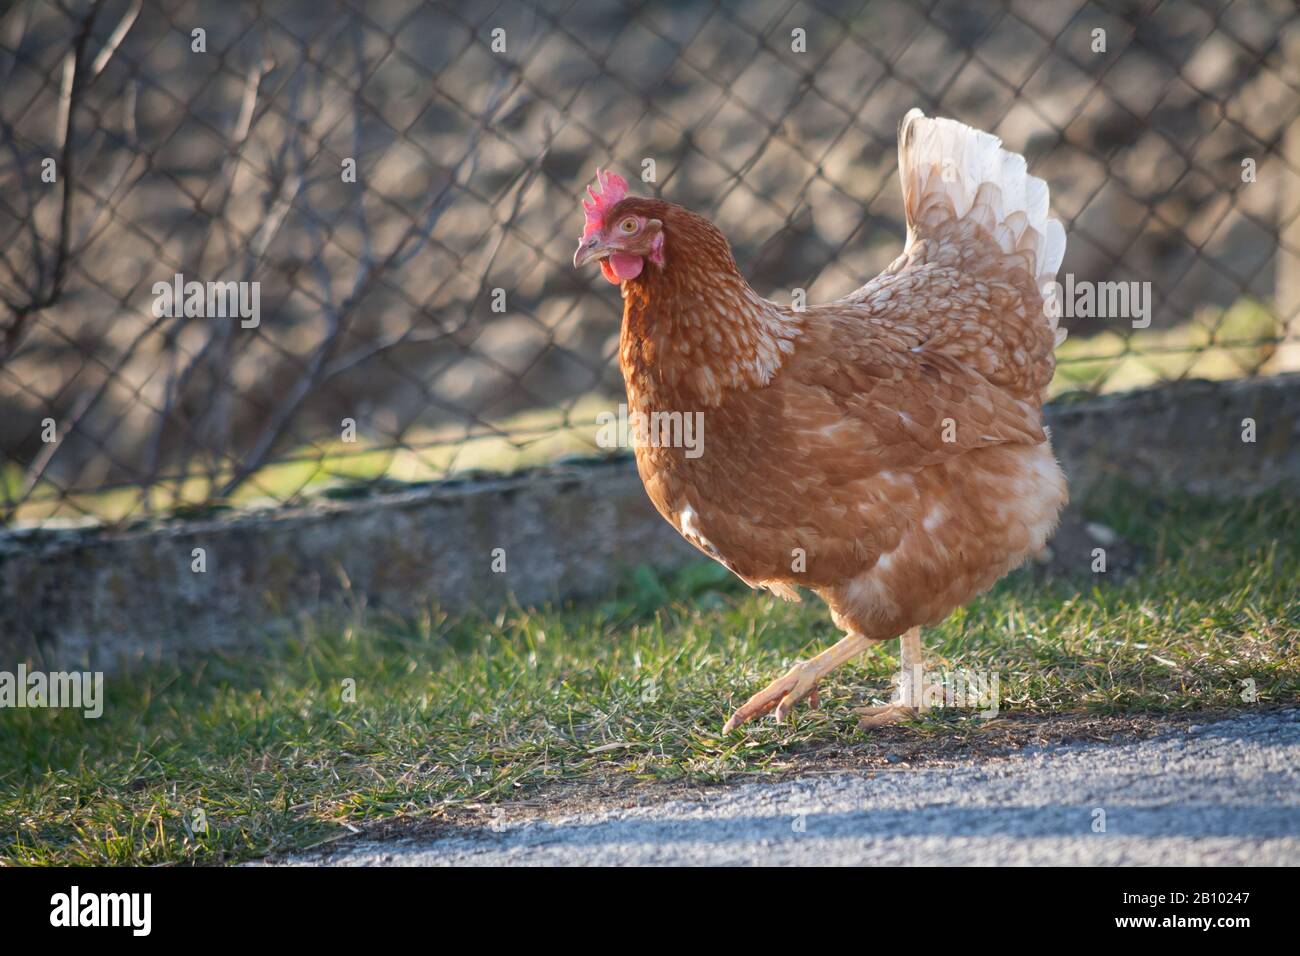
[898, 109, 1067, 334]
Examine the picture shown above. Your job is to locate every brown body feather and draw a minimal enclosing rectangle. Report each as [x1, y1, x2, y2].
[609, 191, 1067, 644]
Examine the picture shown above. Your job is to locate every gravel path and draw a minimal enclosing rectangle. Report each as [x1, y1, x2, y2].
[278, 709, 1300, 866]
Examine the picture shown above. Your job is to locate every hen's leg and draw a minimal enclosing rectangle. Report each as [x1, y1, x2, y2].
[855, 626, 938, 727]
[723, 632, 871, 733]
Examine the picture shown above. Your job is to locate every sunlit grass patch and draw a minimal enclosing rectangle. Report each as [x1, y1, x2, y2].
[1053, 298, 1281, 396]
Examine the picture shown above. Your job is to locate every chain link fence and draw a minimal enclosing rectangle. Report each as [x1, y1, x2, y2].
[1, 0, 1297, 527]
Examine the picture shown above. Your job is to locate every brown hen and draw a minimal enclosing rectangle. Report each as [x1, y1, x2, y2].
[573, 110, 1069, 732]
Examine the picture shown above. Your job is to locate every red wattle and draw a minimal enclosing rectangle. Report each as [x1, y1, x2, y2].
[601, 253, 644, 284]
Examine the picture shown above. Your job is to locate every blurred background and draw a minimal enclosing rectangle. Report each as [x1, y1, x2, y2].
[1, 0, 1297, 527]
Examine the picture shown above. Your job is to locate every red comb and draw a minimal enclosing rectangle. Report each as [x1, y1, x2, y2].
[581, 168, 629, 241]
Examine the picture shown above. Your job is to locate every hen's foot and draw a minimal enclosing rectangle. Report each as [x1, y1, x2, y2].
[722, 662, 822, 733]
[722, 632, 871, 733]
[853, 696, 937, 729]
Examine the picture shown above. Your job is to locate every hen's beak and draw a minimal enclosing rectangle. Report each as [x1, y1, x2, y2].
[573, 236, 611, 268]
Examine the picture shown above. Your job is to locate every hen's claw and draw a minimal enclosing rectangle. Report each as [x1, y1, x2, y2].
[723, 661, 820, 732]
[854, 677, 944, 729]
[722, 632, 872, 733]
[854, 702, 920, 728]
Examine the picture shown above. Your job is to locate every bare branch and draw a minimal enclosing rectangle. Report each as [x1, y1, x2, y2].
[0, 0, 105, 361]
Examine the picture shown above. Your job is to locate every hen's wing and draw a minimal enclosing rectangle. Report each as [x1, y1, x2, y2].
[667, 311, 1052, 589]
[778, 316, 1046, 472]
[837, 109, 1067, 404]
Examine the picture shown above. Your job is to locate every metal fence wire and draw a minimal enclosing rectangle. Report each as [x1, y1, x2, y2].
[1, 0, 1297, 527]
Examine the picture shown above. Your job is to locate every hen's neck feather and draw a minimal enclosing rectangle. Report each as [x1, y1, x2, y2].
[617, 203, 802, 408]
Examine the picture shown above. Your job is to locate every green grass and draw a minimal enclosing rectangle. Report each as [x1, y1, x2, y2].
[2, 491, 1298, 865]
[1053, 297, 1281, 395]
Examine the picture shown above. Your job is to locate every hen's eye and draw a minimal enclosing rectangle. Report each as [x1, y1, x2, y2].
[619, 217, 638, 234]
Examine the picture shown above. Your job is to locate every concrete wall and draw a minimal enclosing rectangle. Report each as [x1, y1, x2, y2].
[2, 374, 1297, 672]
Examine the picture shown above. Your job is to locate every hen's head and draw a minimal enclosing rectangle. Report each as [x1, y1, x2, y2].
[572, 168, 667, 284]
